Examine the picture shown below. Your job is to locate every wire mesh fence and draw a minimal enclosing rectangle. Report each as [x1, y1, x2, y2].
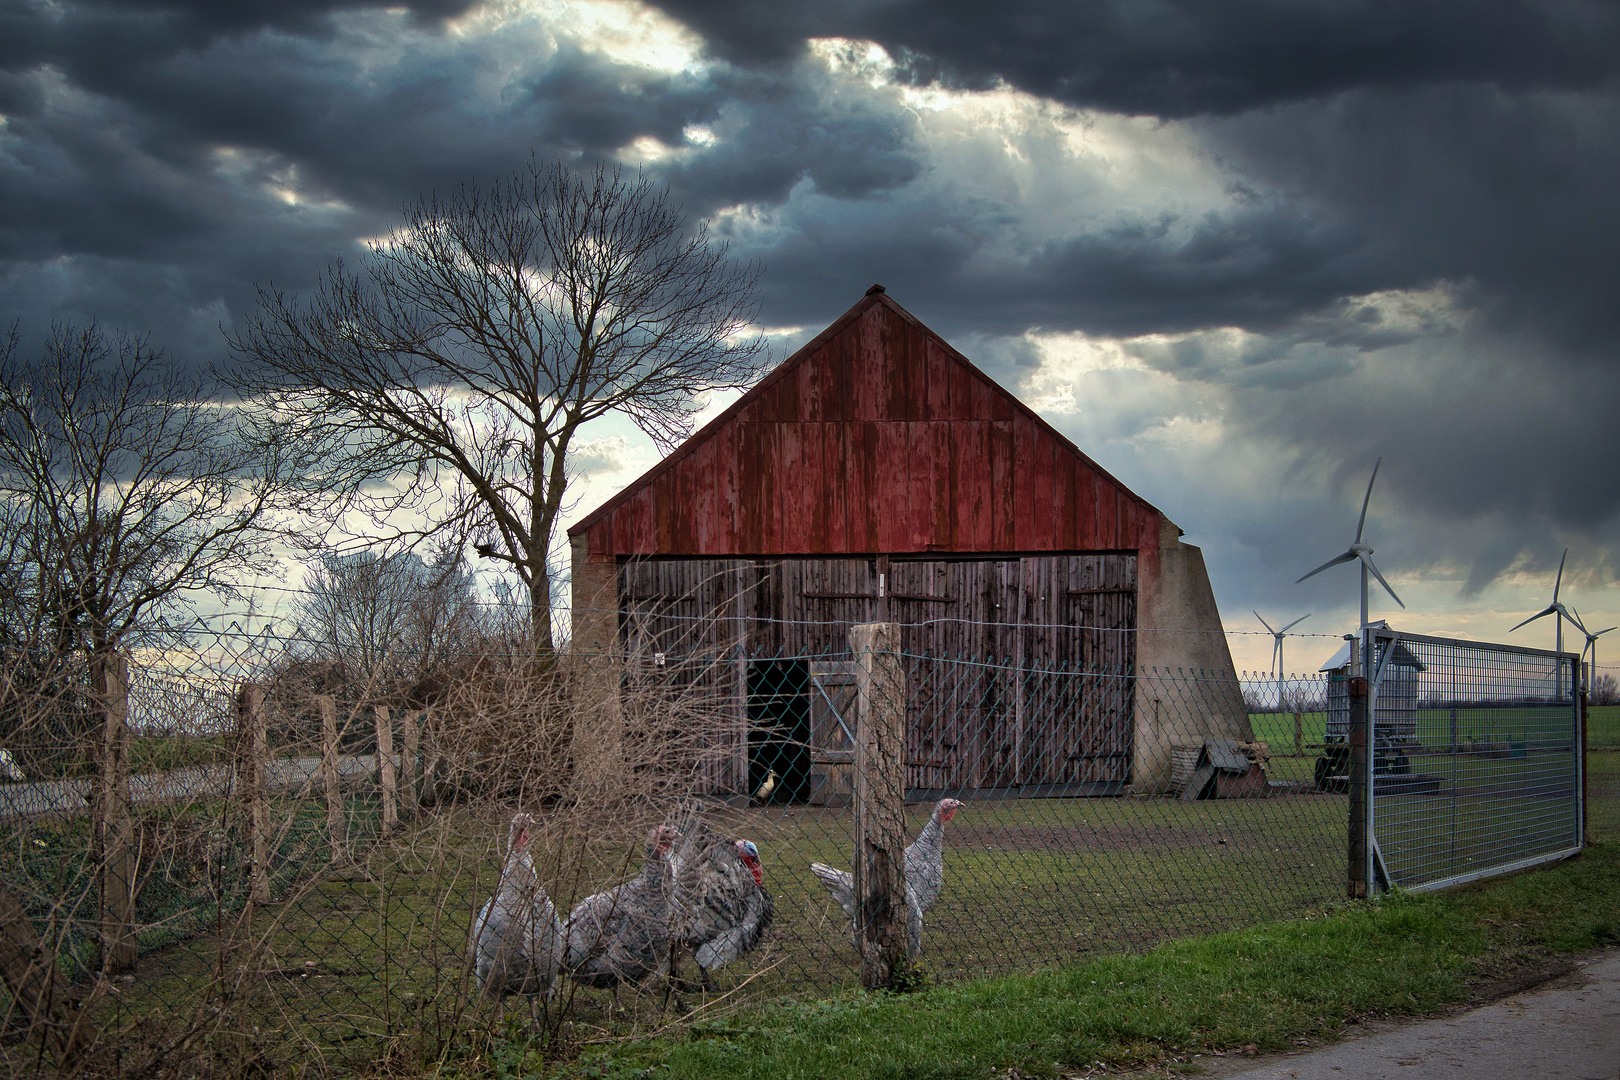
[0, 611, 1588, 1076]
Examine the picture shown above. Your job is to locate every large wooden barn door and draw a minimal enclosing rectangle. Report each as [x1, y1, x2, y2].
[1018, 555, 1137, 789]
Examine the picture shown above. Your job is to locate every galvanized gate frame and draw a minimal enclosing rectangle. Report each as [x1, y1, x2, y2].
[1361, 624, 1585, 896]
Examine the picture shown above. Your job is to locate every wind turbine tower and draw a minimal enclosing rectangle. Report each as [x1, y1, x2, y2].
[1255, 610, 1310, 712]
[1509, 549, 1584, 699]
[1572, 606, 1615, 699]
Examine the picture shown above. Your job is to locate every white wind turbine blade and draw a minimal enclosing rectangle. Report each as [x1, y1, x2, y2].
[1510, 605, 1557, 634]
[1354, 458, 1381, 544]
[1360, 553, 1405, 609]
[1551, 548, 1568, 603]
[1271, 638, 1283, 676]
[1254, 610, 1277, 636]
[1296, 549, 1358, 584]
[1279, 613, 1311, 634]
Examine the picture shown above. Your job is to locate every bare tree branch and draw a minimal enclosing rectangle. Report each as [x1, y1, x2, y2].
[0, 321, 301, 660]
[224, 159, 767, 654]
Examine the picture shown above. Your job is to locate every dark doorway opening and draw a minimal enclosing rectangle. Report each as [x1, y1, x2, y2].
[747, 660, 811, 804]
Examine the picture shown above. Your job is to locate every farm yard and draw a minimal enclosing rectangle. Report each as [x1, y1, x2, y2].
[8, 773, 1346, 1070]
[0, 633, 1602, 1077]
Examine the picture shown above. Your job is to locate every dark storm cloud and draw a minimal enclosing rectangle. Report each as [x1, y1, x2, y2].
[647, 0, 1620, 117]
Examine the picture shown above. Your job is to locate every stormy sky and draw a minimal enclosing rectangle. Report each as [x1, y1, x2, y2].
[3, 0, 1617, 674]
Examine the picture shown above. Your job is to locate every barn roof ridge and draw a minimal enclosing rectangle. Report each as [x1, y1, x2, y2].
[567, 288, 1162, 541]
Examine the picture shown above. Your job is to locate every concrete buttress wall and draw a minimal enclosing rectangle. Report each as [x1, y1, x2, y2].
[1133, 517, 1252, 792]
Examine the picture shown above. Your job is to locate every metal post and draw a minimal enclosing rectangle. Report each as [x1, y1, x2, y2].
[1347, 640, 1370, 899]
[1362, 626, 1378, 894]
[1579, 679, 1588, 849]
[850, 621, 908, 989]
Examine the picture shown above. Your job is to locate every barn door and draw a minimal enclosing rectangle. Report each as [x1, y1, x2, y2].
[807, 661, 856, 806]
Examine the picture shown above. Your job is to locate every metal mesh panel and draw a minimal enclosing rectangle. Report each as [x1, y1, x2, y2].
[1364, 629, 1583, 892]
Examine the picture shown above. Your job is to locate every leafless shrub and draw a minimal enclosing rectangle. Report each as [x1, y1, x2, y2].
[0, 615, 760, 1079]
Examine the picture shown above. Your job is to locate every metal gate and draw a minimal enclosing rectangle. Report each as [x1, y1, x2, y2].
[1363, 626, 1583, 892]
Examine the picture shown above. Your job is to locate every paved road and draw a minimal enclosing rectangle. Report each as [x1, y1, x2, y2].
[0, 755, 382, 822]
[1191, 948, 1620, 1080]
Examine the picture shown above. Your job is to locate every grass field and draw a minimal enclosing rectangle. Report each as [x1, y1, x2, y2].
[66, 788, 1342, 1069]
[9, 740, 1615, 1076]
[568, 840, 1620, 1080]
[1589, 704, 1620, 750]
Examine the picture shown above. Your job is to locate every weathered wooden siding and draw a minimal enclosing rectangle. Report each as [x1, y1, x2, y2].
[573, 294, 1163, 560]
[617, 554, 1136, 796]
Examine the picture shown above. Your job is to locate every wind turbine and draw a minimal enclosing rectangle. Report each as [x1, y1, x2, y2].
[1297, 459, 1404, 655]
[1254, 610, 1310, 711]
[1508, 548, 1583, 697]
[1571, 606, 1615, 699]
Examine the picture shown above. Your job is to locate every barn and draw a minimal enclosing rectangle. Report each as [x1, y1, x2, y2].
[568, 286, 1248, 801]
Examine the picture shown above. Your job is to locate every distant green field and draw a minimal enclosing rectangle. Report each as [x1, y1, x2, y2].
[1248, 711, 1327, 755]
[1588, 705, 1620, 750]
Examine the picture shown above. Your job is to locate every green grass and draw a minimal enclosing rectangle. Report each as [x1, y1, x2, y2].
[541, 842, 1620, 1080]
[12, 746, 1613, 1076]
[1248, 711, 1327, 754]
[1589, 705, 1620, 751]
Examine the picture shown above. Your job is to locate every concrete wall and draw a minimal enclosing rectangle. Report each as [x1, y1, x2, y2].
[568, 537, 618, 655]
[1133, 516, 1252, 792]
[567, 539, 624, 797]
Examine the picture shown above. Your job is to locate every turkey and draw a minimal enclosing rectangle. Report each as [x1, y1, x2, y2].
[470, 813, 565, 1007]
[669, 823, 774, 990]
[809, 797, 964, 958]
[563, 824, 678, 991]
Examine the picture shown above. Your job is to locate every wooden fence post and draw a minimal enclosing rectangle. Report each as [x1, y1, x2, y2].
[318, 695, 344, 865]
[850, 621, 908, 989]
[92, 649, 136, 974]
[236, 683, 270, 904]
[375, 705, 397, 839]
[400, 710, 419, 814]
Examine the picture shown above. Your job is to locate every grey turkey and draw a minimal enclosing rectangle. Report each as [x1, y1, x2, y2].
[563, 824, 678, 991]
[809, 797, 964, 958]
[470, 813, 566, 1005]
[668, 823, 774, 990]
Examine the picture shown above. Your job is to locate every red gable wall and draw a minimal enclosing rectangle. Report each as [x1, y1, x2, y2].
[569, 291, 1164, 559]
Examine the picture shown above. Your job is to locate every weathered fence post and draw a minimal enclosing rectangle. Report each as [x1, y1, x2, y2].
[375, 705, 397, 839]
[400, 710, 419, 815]
[1293, 709, 1304, 757]
[1347, 672, 1370, 899]
[850, 621, 908, 989]
[318, 695, 344, 864]
[92, 649, 136, 974]
[236, 683, 270, 905]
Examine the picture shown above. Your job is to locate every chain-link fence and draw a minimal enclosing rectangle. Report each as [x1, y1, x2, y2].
[0, 612, 1586, 1076]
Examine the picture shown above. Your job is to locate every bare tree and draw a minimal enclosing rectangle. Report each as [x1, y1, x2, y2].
[295, 545, 480, 701]
[228, 159, 767, 655]
[0, 321, 298, 662]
